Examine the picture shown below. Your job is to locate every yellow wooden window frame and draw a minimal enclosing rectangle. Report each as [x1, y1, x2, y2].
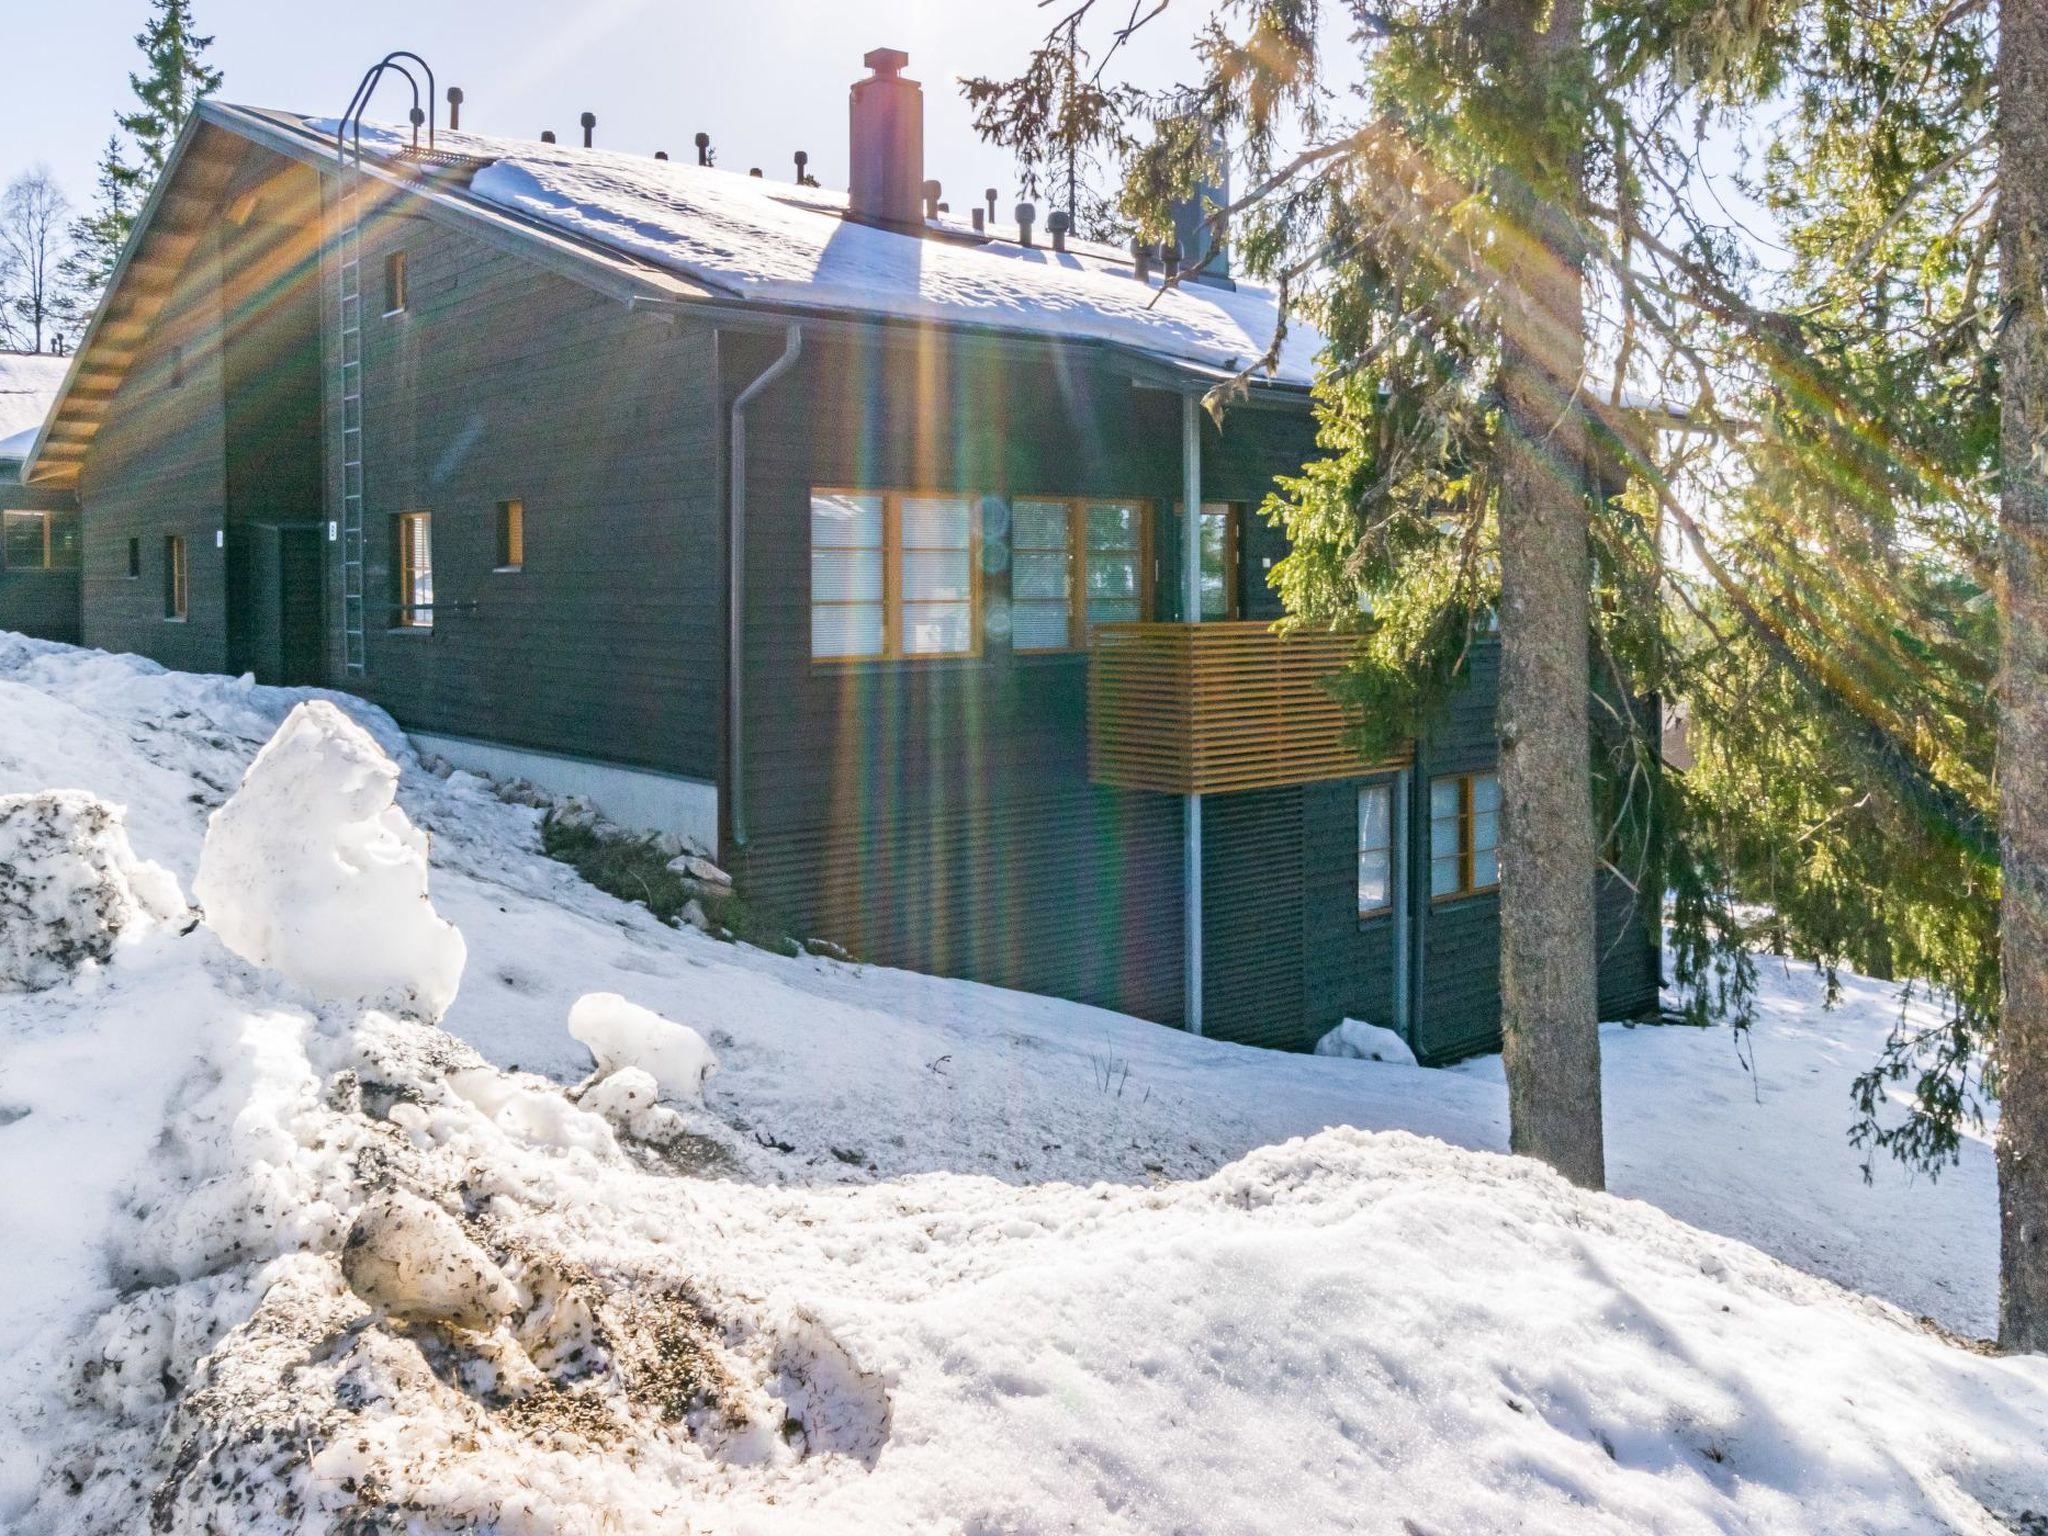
[1429, 770, 1501, 902]
[162, 533, 188, 622]
[1010, 496, 1155, 652]
[394, 510, 433, 629]
[811, 489, 983, 662]
[496, 500, 524, 571]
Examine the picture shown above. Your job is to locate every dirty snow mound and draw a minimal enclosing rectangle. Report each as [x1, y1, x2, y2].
[0, 790, 187, 990]
[569, 992, 717, 1105]
[194, 700, 465, 1017]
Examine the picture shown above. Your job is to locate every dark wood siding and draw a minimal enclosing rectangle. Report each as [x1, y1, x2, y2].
[77, 224, 230, 674]
[0, 487, 81, 643]
[729, 327, 1322, 1025]
[1201, 784, 1307, 1048]
[325, 186, 724, 777]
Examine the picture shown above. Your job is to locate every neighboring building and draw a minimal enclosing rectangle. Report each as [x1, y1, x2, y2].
[0, 350, 81, 643]
[20, 50, 1661, 1060]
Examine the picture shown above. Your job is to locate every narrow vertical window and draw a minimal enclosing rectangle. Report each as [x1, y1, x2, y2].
[810, 492, 885, 659]
[384, 250, 409, 315]
[1469, 771, 1501, 889]
[1082, 500, 1146, 632]
[1011, 498, 1077, 651]
[394, 511, 433, 628]
[495, 500, 524, 571]
[1358, 782, 1395, 918]
[1198, 502, 1239, 619]
[1430, 771, 1501, 899]
[126, 536, 141, 579]
[163, 534, 188, 621]
[897, 494, 975, 655]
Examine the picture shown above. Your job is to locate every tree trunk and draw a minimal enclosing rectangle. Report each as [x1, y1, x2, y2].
[1492, 0, 1606, 1190]
[1997, 0, 2048, 1353]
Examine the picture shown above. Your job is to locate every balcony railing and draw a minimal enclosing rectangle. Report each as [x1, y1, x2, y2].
[1088, 621, 1406, 795]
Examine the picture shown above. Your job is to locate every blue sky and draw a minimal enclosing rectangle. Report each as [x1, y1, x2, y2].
[1, 0, 1212, 224]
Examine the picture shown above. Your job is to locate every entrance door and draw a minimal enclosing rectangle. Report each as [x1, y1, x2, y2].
[226, 523, 324, 686]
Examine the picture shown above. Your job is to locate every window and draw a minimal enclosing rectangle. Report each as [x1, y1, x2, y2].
[810, 490, 979, 660]
[1430, 771, 1500, 899]
[1199, 503, 1238, 619]
[163, 534, 187, 621]
[127, 536, 141, 579]
[2, 511, 74, 571]
[1010, 497, 1151, 650]
[394, 511, 433, 628]
[384, 250, 408, 315]
[1358, 782, 1395, 918]
[495, 500, 524, 571]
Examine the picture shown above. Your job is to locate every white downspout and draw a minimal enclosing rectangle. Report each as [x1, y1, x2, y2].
[1182, 392, 1204, 1036]
[727, 322, 803, 850]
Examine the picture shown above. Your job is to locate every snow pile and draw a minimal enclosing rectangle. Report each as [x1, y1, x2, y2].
[194, 699, 466, 1018]
[0, 790, 186, 989]
[4, 639, 2046, 1533]
[308, 117, 1324, 385]
[1314, 1016, 1420, 1064]
[342, 1190, 521, 1329]
[569, 991, 718, 1105]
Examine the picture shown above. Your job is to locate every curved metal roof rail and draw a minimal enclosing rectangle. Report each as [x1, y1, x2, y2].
[336, 51, 438, 165]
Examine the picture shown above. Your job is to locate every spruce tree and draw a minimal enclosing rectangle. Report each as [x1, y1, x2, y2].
[56, 2, 220, 329]
[113, 0, 222, 198]
[56, 138, 137, 329]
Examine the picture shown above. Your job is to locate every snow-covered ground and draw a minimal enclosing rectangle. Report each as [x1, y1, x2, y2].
[0, 634, 2040, 1534]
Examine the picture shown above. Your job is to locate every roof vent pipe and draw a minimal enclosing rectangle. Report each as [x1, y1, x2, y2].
[580, 111, 596, 147]
[1162, 241, 1181, 282]
[1132, 236, 1153, 282]
[922, 179, 941, 220]
[749, 167, 763, 177]
[795, 149, 812, 184]
[695, 131, 712, 166]
[971, 207, 985, 233]
[1047, 209, 1070, 253]
[656, 149, 669, 160]
[446, 86, 463, 131]
[541, 129, 556, 143]
[1015, 202, 1036, 246]
[848, 47, 924, 228]
[984, 187, 998, 224]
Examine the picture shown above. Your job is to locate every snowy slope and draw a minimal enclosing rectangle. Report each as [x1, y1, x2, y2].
[304, 116, 1323, 385]
[0, 635, 2039, 1534]
[0, 350, 69, 467]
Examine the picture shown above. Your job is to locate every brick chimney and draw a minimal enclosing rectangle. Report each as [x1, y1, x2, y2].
[849, 48, 924, 229]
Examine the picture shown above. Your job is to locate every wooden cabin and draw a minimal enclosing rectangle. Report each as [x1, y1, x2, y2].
[19, 50, 1661, 1060]
[0, 350, 81, 643]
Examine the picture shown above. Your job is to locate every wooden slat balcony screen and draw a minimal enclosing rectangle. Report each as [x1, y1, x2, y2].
[1088, 622, 1406, 794]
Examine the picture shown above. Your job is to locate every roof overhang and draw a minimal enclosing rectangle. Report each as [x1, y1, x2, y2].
[27, 99, 1311, 485]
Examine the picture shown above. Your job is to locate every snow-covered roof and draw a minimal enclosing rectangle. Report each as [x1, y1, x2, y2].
[0, 352, 69, 473]
[310, 117, 1323, 387]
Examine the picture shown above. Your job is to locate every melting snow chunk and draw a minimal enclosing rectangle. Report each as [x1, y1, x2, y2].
[193, 700, 465, 1018]
[568, 992, 718, 1105]
[0, 790, 187, 990]
[1313, 1017, 1419, 1065]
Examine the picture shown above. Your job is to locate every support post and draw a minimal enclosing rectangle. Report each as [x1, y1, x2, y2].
[1182, 393, 1204, 1035]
